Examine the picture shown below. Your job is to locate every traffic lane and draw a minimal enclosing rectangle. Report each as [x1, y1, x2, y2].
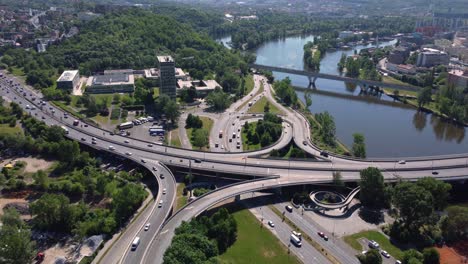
[255, 205, 331, 263]
[273, 203, 360, 264]
[2, 80, 467, 174]
[3, 84, 467, 171]
[122, 164, 175, 264]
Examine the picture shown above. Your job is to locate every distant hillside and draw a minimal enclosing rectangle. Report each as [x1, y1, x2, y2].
[45, 8, 244, 78]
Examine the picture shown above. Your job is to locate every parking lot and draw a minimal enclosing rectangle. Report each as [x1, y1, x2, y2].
[118, 116, 166, 144]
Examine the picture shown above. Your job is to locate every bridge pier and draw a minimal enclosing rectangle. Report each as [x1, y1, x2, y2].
[235, 194, 241, 202]
[308, 76, 318, 88]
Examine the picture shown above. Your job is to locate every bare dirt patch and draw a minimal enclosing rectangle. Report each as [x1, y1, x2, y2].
[0, 198, 31, 220]
[0, 156, 54, 174]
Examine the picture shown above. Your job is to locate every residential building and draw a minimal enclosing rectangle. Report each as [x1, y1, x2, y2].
[157, 55, 176, 99]
[57, 70, 80, 90]
[86, 73, 134, 94]
[416, 48, 450, 67]
[448, 69, 468, 89]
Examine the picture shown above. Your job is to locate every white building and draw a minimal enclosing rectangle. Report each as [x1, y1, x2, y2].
[416, 48, 450, 67]
[57, 70, 80, 90]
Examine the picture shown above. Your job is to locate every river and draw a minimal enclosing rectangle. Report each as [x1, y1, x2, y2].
[218, 35, 467, 158]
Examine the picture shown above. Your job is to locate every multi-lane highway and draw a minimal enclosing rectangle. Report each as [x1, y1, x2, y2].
[1, 70, 467, 264]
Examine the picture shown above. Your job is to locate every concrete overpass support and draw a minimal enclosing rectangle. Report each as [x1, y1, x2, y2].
[235, 194, 241, 202]
[308, 76, 318, 88]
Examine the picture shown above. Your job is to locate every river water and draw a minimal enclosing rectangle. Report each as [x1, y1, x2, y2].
[218, 35, 467, 157]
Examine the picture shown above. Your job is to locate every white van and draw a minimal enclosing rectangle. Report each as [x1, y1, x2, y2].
[131, 237, 140, 250]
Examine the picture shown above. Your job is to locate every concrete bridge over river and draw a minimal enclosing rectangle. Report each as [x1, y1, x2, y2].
[250, 63, 420, 92]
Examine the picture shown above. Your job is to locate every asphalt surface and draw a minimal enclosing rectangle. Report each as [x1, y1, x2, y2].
[1, 71, 467, 264]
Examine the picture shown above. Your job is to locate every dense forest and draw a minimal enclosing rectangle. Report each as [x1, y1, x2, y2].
[1, 8, 249, 89]
[230, 14, 415, 50]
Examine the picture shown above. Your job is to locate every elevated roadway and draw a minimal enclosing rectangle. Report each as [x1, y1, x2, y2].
[1, 71, 468, 264]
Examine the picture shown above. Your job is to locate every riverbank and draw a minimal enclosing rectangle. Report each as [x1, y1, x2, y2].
[382, 89, 468, 127]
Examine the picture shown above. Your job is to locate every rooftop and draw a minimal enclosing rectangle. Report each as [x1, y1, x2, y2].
[87, 73, 134, 86]
[57, 70, 79, 82]
[157, 55, 174, 63]
[449, 69, 468, 77]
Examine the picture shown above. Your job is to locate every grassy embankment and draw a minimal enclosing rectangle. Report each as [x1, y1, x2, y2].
[236, 82, 264, 111]
[169, 129, 182, 148]
[219, 208, 301, 264]
[187, 116, 214, 150]
[175, 182, 187, 210]
[248, 96, 282, 114]
[344, 230, 403, 260]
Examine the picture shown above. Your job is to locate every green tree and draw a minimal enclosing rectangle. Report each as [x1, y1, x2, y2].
[33, 170, 49, 190]
[358, 249, 382, 264]
[422, 248, 440, 264]
[0, 211, 35, 264]
[315, 111, 336, 146]
[112, 183, 146, 223]
[417, 87, 432, 108]
[402, 249, 424, 264]
[352, 133, 367, 158]
[30, 193, 76, 232]
[264, 101, 271, 113]
[192, 129, 209, 149]
[440, 206, 468, 242]
[359, 167, 386, 208]
[415, 177, 451, 211]
[304, 91, 312, 109]
[206, 87, 232, 111]
[393, 182, 434, 228]
[163, 100, 180, 125]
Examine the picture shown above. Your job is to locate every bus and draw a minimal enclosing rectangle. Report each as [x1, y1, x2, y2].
[61, 126, 69, 134]
[119, 122, 134, 130]
[131, 237, 140, 250]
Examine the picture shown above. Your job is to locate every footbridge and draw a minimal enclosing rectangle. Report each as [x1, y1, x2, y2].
[250, 63, 420, 92]
[310, 187, 361, 210]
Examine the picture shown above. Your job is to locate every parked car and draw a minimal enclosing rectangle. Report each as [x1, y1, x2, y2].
[285, 205, 293, 212]
[268, 221, 275, 227]
[381, 250, 390, 258]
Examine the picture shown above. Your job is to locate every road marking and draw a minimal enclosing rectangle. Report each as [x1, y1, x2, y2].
[185, 206, 194, 210]
[160, 229, 168, 235]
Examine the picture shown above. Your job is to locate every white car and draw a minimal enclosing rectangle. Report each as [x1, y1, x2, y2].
[398, 160, 406, 164]
[381, 250, 390, 258]
[124, 140, 130, 143]
[162, 188, 167, 195]
[158, 200, 163, 207]
[144, 223, 150, 231]
[268, 221, 275, 227]
[125, 152, 132, 156]
[108, 146, 115, 151]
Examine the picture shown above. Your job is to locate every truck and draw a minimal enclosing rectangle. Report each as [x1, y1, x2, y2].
[290, 234, 302, 247]
[131, 237, 140, 250]
[61, 126, 69, 134]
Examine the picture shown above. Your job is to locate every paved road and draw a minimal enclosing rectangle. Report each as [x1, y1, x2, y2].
[271, 202, 359, 264]
[1, 71, 467, 264]
[250, 202, 331, 263]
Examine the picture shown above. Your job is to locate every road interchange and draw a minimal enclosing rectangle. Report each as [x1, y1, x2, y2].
[1, 71, 467, 264]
